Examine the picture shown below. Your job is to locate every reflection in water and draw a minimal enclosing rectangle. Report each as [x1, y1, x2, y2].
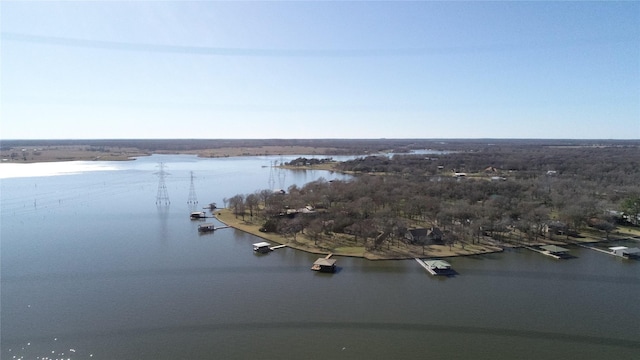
[157, 204, 170, 244]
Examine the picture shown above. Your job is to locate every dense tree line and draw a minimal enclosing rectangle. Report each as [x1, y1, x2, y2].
[228, 144, 640, 250]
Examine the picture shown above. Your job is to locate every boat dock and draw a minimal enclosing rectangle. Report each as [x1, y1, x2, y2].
[253, 242, 287, 253]
[523, 245, 572, 259]
[415, 258, 431, 272]
[198, 224, 230, 232]
[311, 253, 336, 272]
[577, 244, 640, 259]
[415, 258, 454, 276]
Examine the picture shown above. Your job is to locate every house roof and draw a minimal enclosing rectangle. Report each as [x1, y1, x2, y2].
[313, 258, 337, 266]
[427, 227, 443, 237]
[408, 228, 428, 237]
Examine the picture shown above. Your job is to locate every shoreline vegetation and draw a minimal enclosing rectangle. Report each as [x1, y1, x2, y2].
[214, 208, 505, 259]
[214, 208, 640, 260]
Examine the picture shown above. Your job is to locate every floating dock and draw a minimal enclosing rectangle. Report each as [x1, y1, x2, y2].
[253, 242, 287, 253]
[190, 211, 209, 220]
[311, 253, 336, 272]
[415, 258, 454, 276]
[198, 224, 230, 232]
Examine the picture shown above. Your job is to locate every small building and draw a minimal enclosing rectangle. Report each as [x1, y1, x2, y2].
[253, 242, 272, 253]
[190, 211, 206, 220]
[540, 245, 572, 259]
[609, 246, 640, 259]
[198, 223, 215, 232]
[311, 258, 337, 273]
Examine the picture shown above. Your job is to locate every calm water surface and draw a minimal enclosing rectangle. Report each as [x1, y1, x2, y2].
[2, 155, 639, 359]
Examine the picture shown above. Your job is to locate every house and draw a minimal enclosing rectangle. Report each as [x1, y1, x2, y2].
[405, 227, 443, 245]
[405, 228, 428, 244]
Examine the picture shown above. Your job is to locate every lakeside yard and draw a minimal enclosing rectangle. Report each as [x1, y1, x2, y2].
[214, 208, 640, 260]
[215, 208, 504, 260]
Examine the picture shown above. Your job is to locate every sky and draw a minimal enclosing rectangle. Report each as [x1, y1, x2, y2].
[1, 1, 639, 140]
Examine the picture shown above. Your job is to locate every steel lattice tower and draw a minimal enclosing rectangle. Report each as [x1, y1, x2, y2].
[187, 171, 198, 204]
[155, 162, 170, 205]
[268, 161, 276, 190]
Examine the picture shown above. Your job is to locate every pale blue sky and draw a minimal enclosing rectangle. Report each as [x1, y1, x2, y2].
[1, 1, 638, 139]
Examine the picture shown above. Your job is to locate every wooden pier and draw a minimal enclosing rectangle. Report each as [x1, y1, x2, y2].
[270, 244, 287, 250]
[576, 243, 611, 254]
[415, 258, 431, 272]
[577, 243, 640, 259]
[523, 245, 572, 259]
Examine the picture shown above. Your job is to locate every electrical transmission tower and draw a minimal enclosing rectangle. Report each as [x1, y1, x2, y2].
[268, 161, 276, 190]
[187, 171, 198, 204]
[278, 156, 287, 190]
[155, 162, 170, 205]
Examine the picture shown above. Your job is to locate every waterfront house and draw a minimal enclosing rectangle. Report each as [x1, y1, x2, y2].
[405, 227, 443, 245]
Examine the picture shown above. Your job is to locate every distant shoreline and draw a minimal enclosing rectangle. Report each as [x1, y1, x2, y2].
[4, 138, 639, 164]
[0, 145, 343, 164]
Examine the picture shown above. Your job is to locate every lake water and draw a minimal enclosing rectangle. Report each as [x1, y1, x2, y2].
[2, 155, 639, 359]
